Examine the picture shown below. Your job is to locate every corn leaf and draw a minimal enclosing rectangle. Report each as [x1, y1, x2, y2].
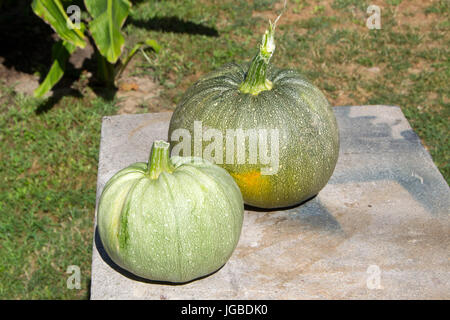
[115, 39, 160, 79]
[33, 40, 77, 98]
[84, 0, 131, 64]
[31, 0, 86, 48]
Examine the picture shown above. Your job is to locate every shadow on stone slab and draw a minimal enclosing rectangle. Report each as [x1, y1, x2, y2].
[286, 198, 343, 233]
[246, 194, 343, 233]
[244, 194, 318, 212]
[94, 226, 225, 286]
[331, 106, 450, 216]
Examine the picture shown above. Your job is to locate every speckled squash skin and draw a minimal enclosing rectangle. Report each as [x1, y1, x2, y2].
[97, 143, 244, 283]
[168, 62, 339, 208]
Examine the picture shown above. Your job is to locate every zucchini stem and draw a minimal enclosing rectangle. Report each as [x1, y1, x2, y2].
[239, 19, 280, 95]
[147, 140, 174, 179]
[240, 3, 285, 95]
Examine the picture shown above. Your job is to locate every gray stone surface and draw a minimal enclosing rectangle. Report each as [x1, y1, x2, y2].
[90, 106, 450, 300]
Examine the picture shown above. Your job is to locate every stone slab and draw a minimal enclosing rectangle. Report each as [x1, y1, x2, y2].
[90, 106, 450, 300]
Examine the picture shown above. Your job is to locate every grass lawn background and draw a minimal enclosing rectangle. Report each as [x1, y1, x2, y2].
[0, 0, 448, 299]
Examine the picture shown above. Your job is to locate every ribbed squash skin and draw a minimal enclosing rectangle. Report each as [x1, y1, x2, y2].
[97, 156, 244, 283]
[168, 63, 340, 208]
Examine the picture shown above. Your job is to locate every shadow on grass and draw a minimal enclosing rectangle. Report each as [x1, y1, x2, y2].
[127, 16, 219, 37]
[0, 2, 54, 75]
[35, 88, 83, 115]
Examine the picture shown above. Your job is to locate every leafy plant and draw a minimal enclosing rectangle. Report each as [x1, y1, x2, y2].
[31, 0, 160, 97]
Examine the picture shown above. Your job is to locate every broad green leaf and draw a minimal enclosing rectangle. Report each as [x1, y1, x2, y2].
[85, 0, 131, 64]
[143, 39, 161, 53]
[34, 40, 77, 98]
[31, 0, 86, 48]
[116, 39, 160, 79]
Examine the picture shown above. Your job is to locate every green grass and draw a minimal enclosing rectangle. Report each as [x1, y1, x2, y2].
[0, 88, 117, 298]
[0, 0, 449, 299]
[425, 0, 449, 15]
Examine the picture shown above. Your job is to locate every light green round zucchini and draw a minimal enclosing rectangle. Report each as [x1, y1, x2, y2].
[97, 141, 244, 283]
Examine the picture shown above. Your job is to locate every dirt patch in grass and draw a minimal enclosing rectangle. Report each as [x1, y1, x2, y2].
[251, 0, 326, 29]
[116, 75, 166, 114]
[0, 60, 40, 96]
[395, 0, 442, 28]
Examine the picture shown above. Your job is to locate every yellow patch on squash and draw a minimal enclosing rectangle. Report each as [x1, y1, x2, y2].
[230, 170, 271, 199]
